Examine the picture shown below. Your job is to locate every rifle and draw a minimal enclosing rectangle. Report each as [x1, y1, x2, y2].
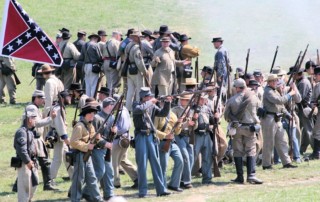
[57, 93, 65, 122]
[138, 36, 151, 88]
[286, 51, 302, 86]
[162, 95, 195, 152]
[189, 93, 201, 145]
[317, 49, 320, 65]
[104, 95, 124, 162]
[83, 95, 123, 162]
[157, 89, 212, 101]
[195, 57, 199, 83]
[93, 72, 105, 100]
[72, 101, 79, 127]
[288, 100, 294, 160]
[244, 48, 250, 76]
[224, 54, 232, 99]
[211, 78, 223, 178]
[270, 46, 279, 73]
[298, 44, 309, 68]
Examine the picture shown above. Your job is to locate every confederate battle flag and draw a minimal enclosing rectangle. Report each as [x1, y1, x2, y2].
[0, 0, 63, 66]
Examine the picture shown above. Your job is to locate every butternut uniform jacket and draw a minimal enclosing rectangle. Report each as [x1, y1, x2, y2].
[151, 47, 184, 86]
[70, 120, 96, 153]
[43, 75, 64, 114]
[58, 40, 80, 66]
[102, 38, 120, 59]
[154, 111, 182, 140]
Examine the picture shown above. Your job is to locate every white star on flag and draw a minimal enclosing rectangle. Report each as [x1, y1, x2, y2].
[7, 45, 13, 52]
[25, 32, 31, 39]
[28, 18, 34, 24]
[21, 9, 26, 15]
[46, 44, 53, 51]
[40, 36, 47, 42]
[16, 38, 22, 45]
[34, 26, 40, 33]
[53, 53, 58, 60]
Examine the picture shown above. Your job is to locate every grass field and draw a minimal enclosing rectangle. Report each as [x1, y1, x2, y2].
[1, 1, 320, 202]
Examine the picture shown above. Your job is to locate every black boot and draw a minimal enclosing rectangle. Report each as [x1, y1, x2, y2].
[42, 162, 59, 191]
[309, 139, 320, 160]
[131, 179, 138, 189]
[231, 157, 244, 183]
[247, 156, 263, 184]
[12, 178, 17, 192]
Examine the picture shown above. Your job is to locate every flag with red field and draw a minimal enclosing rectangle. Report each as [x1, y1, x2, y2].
[0, 0, 62, 66]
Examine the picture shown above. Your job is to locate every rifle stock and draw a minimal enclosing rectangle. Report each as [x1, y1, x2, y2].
[195, 57, 199, 83]
[13, 72, 21, 85]
[93, 73, 105, 99]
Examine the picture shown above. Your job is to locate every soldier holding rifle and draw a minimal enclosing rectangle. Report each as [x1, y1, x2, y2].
[132, 87, 172, 198]
[172, 92, 198, 189]
[155, 101, 184, 192]
[69, 101, 104, 202]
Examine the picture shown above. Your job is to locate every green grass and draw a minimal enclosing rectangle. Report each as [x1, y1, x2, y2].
[1, 1, 320, 201]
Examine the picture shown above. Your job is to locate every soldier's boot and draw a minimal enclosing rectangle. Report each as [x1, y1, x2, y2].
[246, 156, 263, 184]
[12, 178, 17, 192]
[42, 164, 59, 191]
[231, 157, 244, 184]
[308, 139, 320, 160]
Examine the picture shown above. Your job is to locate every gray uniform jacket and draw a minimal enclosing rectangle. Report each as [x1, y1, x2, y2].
[93, 110, 115, 141]
[263, 86, 291, 114]
[132, 100, 171, 133]
[224, 90, 259, 124]
[296, 76, 312, 108]
[79, 41, 103, 64]
[14, 126, 37, 164]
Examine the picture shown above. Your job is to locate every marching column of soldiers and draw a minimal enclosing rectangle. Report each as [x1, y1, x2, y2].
[9, 24, 320, 202]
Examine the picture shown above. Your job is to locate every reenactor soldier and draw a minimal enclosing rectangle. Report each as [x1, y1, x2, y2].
[253, 69, 265, 100]
[14, 107, 38, 202]
[69, 101, 104, 202]
[172, 93, 197, 189]
[193, 93, 215, 184]
[224, 78, 263, 184]
[212, 37, 230, 93]
[22, 91, 58, 191]
[69, 83, 88, 112]
[141, 29, 155, 84]
[151, 37, 190, 96]
[103, 31, 122, 93]
[305, 60, 316, 88]
[271, 66, 287, 80]
[0, 56, 17, 104]
[98, 30, 108, 47]
[73, 31, 87, 83]
[54, 33, 63, 51]
[58, 31, 80, 90]
[97, 87, 112, 103]
[49, 91, 73, 182]
[132, 87, 172, 198]
[182, 78, 198, 92]
[198, 66, 214, 90]
[153, 25, 180, 52]
[38, 64, 64, 115]
[118, 28, 134, 58]
[309, 66, 320, 159]
[288, 66, 314, 155]
[276, 79, 302, 163]
[177, 34, 200, 92]
[261, 74, 297, 169]
[79, 33, 103, 97]
[155, 104, 184, 192]
[111, 94, 138, 189]
[124, 31, 149, 112]
[31, 63, 46, 90]
[81, 98, 115, 201]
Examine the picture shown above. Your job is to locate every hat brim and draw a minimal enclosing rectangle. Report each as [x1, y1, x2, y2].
[79, 108, 98, 116]
[181, 82, 199, 85]
[37, 68, 55, 73]
[179, 37, 191, 41]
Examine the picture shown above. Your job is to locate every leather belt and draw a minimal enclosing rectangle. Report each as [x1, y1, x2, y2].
[240, 123, 255, 126]
[103, 57, 116, 60]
